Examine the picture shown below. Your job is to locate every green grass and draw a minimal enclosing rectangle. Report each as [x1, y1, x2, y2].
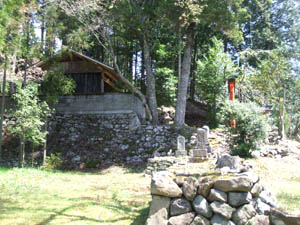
[277, 192, 300, 212]
[247, 157, 300, 213]
[0, 166, 151, 225]
[1, 156, 300, 225]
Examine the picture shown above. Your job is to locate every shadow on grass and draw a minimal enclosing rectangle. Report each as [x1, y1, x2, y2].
[102, 197, 150, 225]
[130, 206, 150, 225]
[0, 197, 103, 225]
[0, 193, 150, 225]
[1, 199, 134, 225]
[35, 203, 103, 225]
[57, 162, 147, 176]
[0, 166, 13, 173]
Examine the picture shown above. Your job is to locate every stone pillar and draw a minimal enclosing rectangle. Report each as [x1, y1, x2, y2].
[191, 128, 208, 161]
[175, 136, 187, 157]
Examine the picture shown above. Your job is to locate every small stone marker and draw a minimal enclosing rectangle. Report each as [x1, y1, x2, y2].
[177, 136, 185, 151]
[175, 136, 187, 157]
[191, 128, 208, 161]
[202, 126, 211, 153]
[196, 128, 206, 149]
[202, 125, 210, 137]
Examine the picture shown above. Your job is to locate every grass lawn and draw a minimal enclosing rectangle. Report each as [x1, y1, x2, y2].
[0, 166, 151, 225]
[0, 157, 299, 225]
[247, 157, 300, 214]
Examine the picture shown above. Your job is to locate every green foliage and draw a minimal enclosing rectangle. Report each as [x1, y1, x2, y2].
[246, 50, 292, 138]
[156, 67, 177, 106]
[41, 68, 76, 105]
[155, 43, 178, 106]
[219, 100, 271, 157]
[43, 153, 63, 170]
[0, 0, 24, 53]
[287, 77, 300, 138]
[196, 37, 237, 126]
[9, 83, 51, 146]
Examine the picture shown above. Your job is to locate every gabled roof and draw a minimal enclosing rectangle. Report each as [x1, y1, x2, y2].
[35, 49, 122, 88]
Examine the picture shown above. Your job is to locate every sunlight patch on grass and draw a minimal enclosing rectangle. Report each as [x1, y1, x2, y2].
[247, 157, 300, 213]
[277, 192, 300, 213]
[0, 166, 151, 225]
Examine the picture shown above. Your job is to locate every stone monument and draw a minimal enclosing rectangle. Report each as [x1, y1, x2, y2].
[202, 125, 211, 153]
[175, 136, 187, 157]
[190, 128, 208, 161]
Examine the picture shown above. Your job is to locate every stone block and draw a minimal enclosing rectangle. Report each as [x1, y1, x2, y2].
[270, 208, 300, 225]
[190, 215, 210, 225]
[182, 177, 199, 201]
[228, 192, 252, 207]
[170, 198, 192, 216]
[214, 176, 253, 192]
[192, 149, 207, 158]
[146, 195, 170, 225]
[232, 204, 256, 225]
[168, 212, 196, 225]
[210, 201, 236, 220]
[176, 150, 187, 157]
[192, 195, 213, 218]
[208, 189, 228, 203]
[151, 172, 182, 198]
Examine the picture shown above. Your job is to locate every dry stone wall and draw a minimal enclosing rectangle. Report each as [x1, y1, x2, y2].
[0, 112, 196, 167]
[147, 170, 300, 225]
[46, 113, 195, 168]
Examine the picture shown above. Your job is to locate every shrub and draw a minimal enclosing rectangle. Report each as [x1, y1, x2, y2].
[219, 100, 271, 157]
[44, 153, 63, 170]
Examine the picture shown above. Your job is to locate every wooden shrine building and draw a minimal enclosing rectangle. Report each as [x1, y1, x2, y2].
[36, 49, 145, 119]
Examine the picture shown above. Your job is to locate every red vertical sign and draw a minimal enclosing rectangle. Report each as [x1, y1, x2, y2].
[229, 81, 235, 101]
[229, 79, 236, 128]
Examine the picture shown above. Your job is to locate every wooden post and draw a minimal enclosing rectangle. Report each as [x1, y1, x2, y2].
[100, 73, 104, 94]
[228, 77, 236, 128]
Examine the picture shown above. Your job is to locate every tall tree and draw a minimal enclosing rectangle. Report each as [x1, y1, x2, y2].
[159, 0, 247, 127]
[100, 0, 161, 123]
[58, 0, 153, 121]
[0, 0, 25, 161]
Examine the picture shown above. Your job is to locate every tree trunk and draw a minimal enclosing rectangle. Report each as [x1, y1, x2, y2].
[190, 35, 198, 101]
[279, 88, 286, 140]
[174, 23, 195, 127]
[278, 98, 285, 140]
[19, 135, 25, 168]
[135, 48, 138, 84]
[107, 38, 152, 121]
[178, 27, 182, 83]
[11, 51, 17, 76]
[22, 59, 28, 88]
[43, 119, 48, 166]
[141, 48, 146, 94]
[142, 32, 159, 124]
[0, 55, 8, 161]
[31, 145, 34, 167]
[41, 21, 45, 50]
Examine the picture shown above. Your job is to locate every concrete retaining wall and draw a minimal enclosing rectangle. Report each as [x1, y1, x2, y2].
[56, 94, 145, 119]
[1, 93, 146, 119]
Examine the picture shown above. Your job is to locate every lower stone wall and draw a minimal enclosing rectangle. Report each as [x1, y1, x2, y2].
[146, 157, 189, 175]
[46, 113, 195, 168]
[1, 112, 195, 168]
[147, 170, 300, 225]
